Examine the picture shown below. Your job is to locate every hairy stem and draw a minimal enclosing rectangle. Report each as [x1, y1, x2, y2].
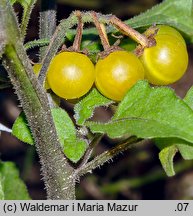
[76, 137, 147, 177]
[77, 134, 103, 168]
[72, 11, 83, 51]
[39, 0, 56, 61]
[1, 0, 75, 199]
[110, 16, 150, 47]
[92, 12, 110, 51]
[20, 0, 37, 39]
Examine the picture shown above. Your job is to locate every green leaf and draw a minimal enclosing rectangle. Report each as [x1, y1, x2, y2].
[176, 87, 193, 159]
[52, 108, 87, 163]
[74, 88, 113, 125]
[126, 0, 193, 43]
[155, 137, 193, 160]
[12, 108, 87, 162]
[87, 81, 193, 143]
[12, 112, 34, 145]
[159, 145, 178, 177]
[184, 86, 193, 110]
[80, 34, 102, 53]
[155, 86, 193, 162]
[24, 38, 50, 51]
[177, 144, 193, 160]
[0, 161, 30, 200]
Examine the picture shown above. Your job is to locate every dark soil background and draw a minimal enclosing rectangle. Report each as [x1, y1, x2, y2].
[1, 0, 193, 200]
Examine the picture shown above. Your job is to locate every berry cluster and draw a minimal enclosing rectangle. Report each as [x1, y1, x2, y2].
[33, 25, 188, 101]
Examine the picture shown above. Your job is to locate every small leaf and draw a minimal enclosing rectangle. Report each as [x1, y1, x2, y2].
[24, 38, 50, 51]
[155, 137, 193, 160]
[0, 161, 30, 200]
[87, 81, 193, 143]
[12, 112, 34, 145]
[74, 88, 113, 125]
[52, 108, 87, 163]
[159, 145, 178, 177]
[12, 108, 87, 162]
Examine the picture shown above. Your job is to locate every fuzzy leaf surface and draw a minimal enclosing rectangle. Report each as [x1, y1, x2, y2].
[155, 137, 193, 160]
[87, 81, 193, 143]
[155, 87, 193, 161]
[177, 144, 193, 160]
[184, 86, 193, 110]
[74, 88, 113, 125]
[159, 145, 178, 177]
[0, 161, 30, 200]
[52, 108, 87, 163]
[12, 112, 34, 145]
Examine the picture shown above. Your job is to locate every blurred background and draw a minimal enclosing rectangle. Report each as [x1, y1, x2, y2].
[1, 0, 193, 200]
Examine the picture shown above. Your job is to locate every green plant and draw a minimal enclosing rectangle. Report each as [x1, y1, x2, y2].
[0, 0, 193, 200]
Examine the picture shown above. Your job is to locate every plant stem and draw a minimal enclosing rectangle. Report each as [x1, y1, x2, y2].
[72, 11, 83, 51]
[76, 137, 147, 177]
[77, 134, 103, 168]
[0, 18, 6, 57]
[1, 0, 75, 199]
[110, 16, 149, 47]
[39, 0, 56, 61]
[92, 12, 110, 51]
[38, 11, 149, 85]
